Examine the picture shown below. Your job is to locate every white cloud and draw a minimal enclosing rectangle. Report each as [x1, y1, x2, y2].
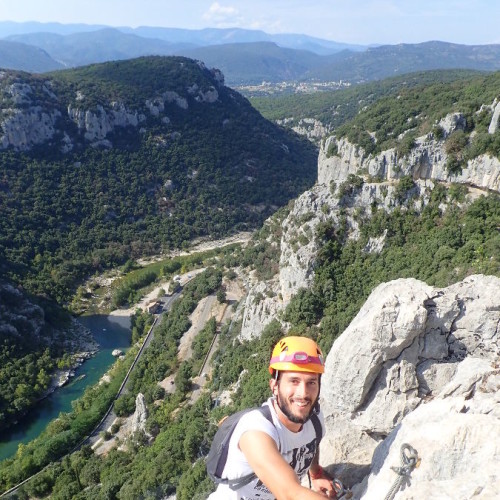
[203, 2, 242, 26]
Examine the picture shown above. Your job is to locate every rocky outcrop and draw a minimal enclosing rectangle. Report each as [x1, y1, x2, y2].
[319, 275, 500, 498]
[1, 107, 61, 150]
[239, 176, 436, 338]
[0, 64, 225, 151]
[67, 102, 144, 142]
[318, 112, 500, 192]
[241, 109, 500, 340]
[488, 99, 500, 134]
[239, 279, 283, 340]
[131, 393, 149, 435]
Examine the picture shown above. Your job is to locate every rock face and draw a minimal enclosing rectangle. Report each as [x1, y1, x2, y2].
[277, 117, 331, 143]
[488, 99, 500, 134]
[0, 61, 224, 152]
[319, 274, 500, 498]
[240, 107, 500, 339]
[67, 102, 144, 142]
[239, 177, 436, 339]
[240, 279, 283, 340]
[131, 393, 149, 435]
[318, 112, 500, 192]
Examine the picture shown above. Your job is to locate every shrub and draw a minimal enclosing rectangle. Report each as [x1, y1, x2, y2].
[326, 141, 338, 158]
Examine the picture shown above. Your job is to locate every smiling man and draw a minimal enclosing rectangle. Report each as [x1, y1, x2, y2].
[208, 336, 338, 500]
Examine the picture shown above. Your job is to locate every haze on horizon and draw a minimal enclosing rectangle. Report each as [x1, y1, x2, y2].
[1, 0, 499, 46]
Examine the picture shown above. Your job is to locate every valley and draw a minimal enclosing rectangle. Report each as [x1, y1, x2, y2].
[0, 49, 499, 499]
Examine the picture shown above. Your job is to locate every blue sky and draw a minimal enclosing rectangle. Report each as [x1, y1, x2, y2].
[1, 0, 499, 45]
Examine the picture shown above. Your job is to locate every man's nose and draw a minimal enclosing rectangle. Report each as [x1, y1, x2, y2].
[295, 381, 308, 397]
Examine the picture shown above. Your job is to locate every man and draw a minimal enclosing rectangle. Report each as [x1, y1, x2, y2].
[208, 336, 337, 499]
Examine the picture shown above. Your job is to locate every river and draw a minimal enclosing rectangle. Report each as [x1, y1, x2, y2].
[0, 314, 131, 462]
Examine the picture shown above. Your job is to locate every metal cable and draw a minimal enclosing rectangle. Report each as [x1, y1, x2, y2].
[384, 443, 420, 500]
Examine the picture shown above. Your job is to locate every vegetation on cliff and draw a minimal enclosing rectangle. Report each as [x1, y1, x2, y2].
[2, 181, 498, 499]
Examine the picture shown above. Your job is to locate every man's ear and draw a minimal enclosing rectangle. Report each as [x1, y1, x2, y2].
[269, 378, 278, 395]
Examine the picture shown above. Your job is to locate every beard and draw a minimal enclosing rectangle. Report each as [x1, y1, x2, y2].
[275, 389, 317, 424]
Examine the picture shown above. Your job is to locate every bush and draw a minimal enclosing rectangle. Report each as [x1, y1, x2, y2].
[338, 175, 364, 199]
[396, 133, 416, 157]
[114, 394, 136, 417]
[445, 130, 468, 154]
[394, 176, 415, 203]
[326, 140, 338, 158]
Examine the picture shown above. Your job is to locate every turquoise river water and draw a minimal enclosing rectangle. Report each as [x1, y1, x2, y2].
[0, 314, 131, 462]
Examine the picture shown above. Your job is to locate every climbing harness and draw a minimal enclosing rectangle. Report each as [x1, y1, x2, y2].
[384, 443, 421, 500]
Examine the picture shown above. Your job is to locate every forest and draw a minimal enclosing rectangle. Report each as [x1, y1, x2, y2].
[0, 55, 317, 438]
[0, 56, 318, 305]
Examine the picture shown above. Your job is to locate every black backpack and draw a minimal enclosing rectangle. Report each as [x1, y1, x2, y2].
[206, 405, 323, 491]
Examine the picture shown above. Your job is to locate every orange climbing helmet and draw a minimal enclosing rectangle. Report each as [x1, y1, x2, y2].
[269, 336, 325, 375]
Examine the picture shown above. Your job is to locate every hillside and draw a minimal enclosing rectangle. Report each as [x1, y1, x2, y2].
[5, 29, 191, 67]
[0, 39, 63, 72]
[0, 22, 363, 55]
[250, 69, 485, 140]
[0, 280, 97, 432]
[306, 40, 500, 82]
[0, 56, 317, 304]
[178, 42, 324, 86]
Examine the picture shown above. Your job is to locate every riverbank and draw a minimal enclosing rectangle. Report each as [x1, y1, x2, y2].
[46, 317, 99, 394]
[0, 315, 131, 462]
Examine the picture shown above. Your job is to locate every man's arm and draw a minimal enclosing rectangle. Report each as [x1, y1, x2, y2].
[239, 430, 333, 500]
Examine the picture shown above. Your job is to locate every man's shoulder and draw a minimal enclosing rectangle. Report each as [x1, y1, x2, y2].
[231, 404, 278, 444]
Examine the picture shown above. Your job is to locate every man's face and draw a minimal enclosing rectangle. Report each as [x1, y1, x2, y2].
[271, 371, 320, 424]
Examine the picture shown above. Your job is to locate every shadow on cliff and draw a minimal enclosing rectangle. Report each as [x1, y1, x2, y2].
[326, 423, 402, 496]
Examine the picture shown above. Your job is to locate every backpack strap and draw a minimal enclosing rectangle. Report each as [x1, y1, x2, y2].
[225, 405, 274, 490]
[309, 412, 323, 448]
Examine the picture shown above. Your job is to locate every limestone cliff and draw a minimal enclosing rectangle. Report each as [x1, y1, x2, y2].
[0, 59, 224, 152]
[318, 111, 500, 192]
[320, 274, 500, 499]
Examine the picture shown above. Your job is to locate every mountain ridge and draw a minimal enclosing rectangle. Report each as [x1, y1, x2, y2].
[2, 22, 500, 87]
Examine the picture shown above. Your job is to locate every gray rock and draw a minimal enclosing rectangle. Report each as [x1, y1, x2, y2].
[318, 275, 500, 498]
[131, 393, 149, 434]
[318, 111, 500, 192]
[488, 99, 500, 134]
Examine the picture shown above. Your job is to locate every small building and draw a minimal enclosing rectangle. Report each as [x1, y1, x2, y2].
[147, 301, 164, 314]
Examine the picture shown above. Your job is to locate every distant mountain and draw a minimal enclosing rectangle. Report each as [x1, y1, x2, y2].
[1, 22, 500, 87]
[306, 41, 500, 82]
[6, 28, 192, 67]
[123, 26, 364, 55]
[178, 41, 326, 85]
[0, 21, 109, 37]
[0, 21, 364, 55]
[0, 39, 63, 72]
